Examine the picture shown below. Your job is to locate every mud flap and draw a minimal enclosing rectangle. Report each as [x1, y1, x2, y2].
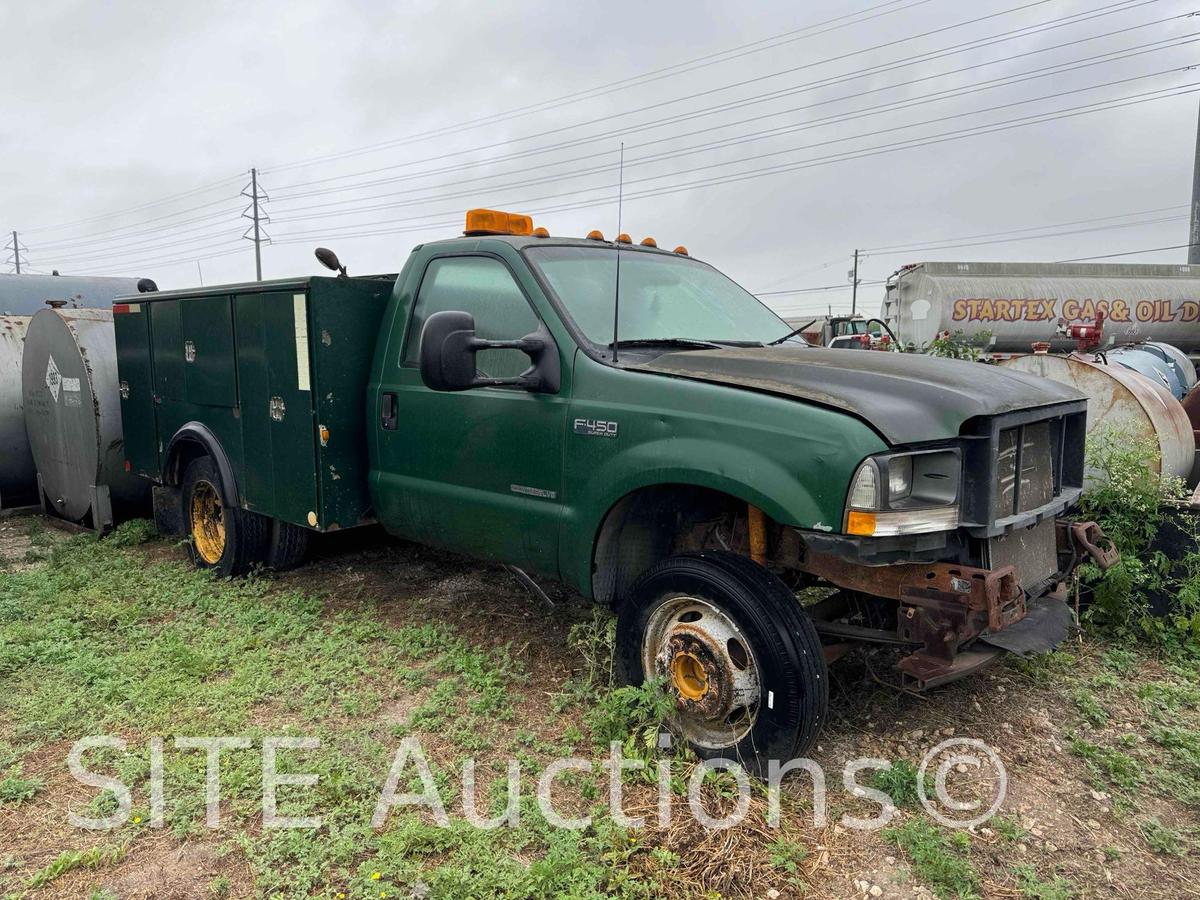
[978, 594, 1073, 657]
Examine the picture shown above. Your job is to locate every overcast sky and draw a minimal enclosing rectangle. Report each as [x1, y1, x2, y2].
[3, 0, 1199, 318]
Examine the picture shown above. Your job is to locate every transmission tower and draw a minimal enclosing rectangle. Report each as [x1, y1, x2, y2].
[241, 168, 271, 281]
[3, 231, 28, 274]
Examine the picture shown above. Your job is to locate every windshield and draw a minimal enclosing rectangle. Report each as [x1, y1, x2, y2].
[525, 245, 791, 346]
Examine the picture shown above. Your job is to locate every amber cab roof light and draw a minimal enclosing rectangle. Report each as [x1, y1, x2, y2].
[640, 236, 657, 247]
[674, 245, 689, 256]
[586, 229, 605, 241]
[615, 233, 632, 244]
[532, 227, 550, 238]
[464, 208, 534, 236]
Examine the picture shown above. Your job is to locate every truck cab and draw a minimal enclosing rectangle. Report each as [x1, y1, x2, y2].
[115, 209, 1116, 772]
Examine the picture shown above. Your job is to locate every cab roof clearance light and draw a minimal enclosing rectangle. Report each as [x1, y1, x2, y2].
[464, 208, 534, 236]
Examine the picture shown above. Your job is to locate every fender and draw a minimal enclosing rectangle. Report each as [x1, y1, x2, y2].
[560, 436, 831, 599]
[165, 422, 241, 506]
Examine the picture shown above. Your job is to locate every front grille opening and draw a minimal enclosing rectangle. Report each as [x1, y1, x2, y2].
[994, 422, 1056, 519]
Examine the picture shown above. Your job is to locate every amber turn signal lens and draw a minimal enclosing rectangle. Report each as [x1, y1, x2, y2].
[640, 236, 657, 247]
[846, 511, 877, 536]
[586, 229, 605, 241]
[673, 245, 689, 256]
[464, 208, 534, 236]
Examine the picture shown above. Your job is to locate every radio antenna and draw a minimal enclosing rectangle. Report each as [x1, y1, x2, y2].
[612, 142, 625, 364]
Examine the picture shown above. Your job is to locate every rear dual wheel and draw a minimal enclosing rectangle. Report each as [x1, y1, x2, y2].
[617, 551, 828, 777]
[182, 457, 269, 577]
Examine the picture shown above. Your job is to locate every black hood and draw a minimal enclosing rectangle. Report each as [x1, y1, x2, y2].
[631, 346, 1085, 445]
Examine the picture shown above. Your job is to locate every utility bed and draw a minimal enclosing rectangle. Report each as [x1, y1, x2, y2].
[114, 275, 394, 531]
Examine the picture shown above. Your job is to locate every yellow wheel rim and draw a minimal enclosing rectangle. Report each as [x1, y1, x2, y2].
[190, 481, 226, 565]
[671, 652, 709, 702]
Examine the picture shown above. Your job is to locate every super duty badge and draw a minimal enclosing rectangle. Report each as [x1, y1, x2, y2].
[574, 418, 619, 438]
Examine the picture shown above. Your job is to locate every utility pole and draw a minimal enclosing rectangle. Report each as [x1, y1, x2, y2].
[1190, 99, 1200, 264]
[850, 249, 860, 315]
[4, 231, 27, 274]
[241, 168, 270, 281]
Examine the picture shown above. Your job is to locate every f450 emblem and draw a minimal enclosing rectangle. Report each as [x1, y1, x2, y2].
[574, 418, 619, 438]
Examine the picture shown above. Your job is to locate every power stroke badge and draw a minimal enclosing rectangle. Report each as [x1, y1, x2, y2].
[573, 418, 619, 438]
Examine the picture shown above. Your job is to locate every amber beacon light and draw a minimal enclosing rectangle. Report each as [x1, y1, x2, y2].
[464, 208, 534, 236]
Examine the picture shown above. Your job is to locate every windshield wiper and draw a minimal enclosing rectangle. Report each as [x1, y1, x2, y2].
[608, 338, 723, 350]
[768, 319, 817, 346]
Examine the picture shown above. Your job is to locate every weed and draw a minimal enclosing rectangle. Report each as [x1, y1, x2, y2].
[27, 845, 127, 888]
[1138, 819, 1189, 856]
[584, 679, 673, 759]
[1071, 688, 1108, 727]
[1069, 737, 1144, 791]
[767, 836, 808, 874]
[0, 771, 44, 806]
[872, 759, 923, 808]
[883, 818, 980, 900]
[1012, 863, 1074, 899]
[993, 815, 1029, 843]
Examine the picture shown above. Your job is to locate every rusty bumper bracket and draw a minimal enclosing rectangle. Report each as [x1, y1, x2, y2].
[1060, 520, 1119, 571]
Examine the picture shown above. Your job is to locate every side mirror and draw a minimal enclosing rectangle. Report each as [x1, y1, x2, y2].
[314, 247, 347, 277]
[419, 310, 560, 394]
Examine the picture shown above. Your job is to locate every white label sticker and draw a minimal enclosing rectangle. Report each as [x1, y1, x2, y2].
[45, 355, 61, 403]
[62, 377, 81, 393]
[767, 690, 775, 710]
[293, 293, 310, 392]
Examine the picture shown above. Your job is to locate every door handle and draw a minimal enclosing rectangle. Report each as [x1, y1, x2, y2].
[381, 392, 398, 431]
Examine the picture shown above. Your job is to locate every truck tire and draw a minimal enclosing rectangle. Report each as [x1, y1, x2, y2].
[265, 519, 309, 571]
[181, 456, 268, 577]
[616, 551, 828, 777]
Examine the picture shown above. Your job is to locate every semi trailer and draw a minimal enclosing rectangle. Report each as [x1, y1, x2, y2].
[113, 209, 1115, 770]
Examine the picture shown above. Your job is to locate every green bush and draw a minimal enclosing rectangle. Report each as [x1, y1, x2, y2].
[1075, 426, 1195, 644]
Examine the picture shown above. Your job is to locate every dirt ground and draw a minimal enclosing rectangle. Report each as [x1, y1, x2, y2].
[2, 517, 1198, 899]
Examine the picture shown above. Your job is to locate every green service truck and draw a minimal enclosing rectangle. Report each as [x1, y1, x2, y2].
[113, 208, 1115, 769]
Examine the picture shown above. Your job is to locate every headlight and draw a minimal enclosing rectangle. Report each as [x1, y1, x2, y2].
[845, 449, 960, 537]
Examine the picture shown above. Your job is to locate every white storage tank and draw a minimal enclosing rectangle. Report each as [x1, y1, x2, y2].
[884, 261, 1200, 358]
[21, 308, 149, 528]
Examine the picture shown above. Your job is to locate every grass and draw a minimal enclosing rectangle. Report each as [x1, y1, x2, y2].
[0, 771, 44, 806]
[26, 845, 127, 889]
[871, 759, 923, 808]
[882, 819, 979, 900]
[1012, 863, 1074, 900]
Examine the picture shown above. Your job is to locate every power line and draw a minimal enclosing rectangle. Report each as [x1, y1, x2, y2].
[274, 14, 1188, 209]
[862, 211, 1189, 258]
[1056, 242, 1193, 261]
[267, 82, 1200, 248]
[270, 36, 1195, 223]
[271, 2, 1178, 205]
[32, 197, 241, 250]
[261, 0, 938, 174]
[22, 173, 243, 235]
[861, 202, 1189, 251]
[269, 0, 1094, 195]
[268, 71, 1197, 236]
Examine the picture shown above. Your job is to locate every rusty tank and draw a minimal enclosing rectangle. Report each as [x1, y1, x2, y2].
[20, 308, 148, 528]
[0, 315, 36, 508]
[996, 353, 1195, 482]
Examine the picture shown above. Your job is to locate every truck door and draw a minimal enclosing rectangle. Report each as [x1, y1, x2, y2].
[374, 254, 567, 576]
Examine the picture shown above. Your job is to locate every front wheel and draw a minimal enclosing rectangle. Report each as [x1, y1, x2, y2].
[616, 551, 828, 776]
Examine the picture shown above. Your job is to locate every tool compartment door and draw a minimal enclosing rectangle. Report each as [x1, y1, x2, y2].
[234, 290, 318, 525]
[113, 301, 159, 477]
[181, 296, 237, 408]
